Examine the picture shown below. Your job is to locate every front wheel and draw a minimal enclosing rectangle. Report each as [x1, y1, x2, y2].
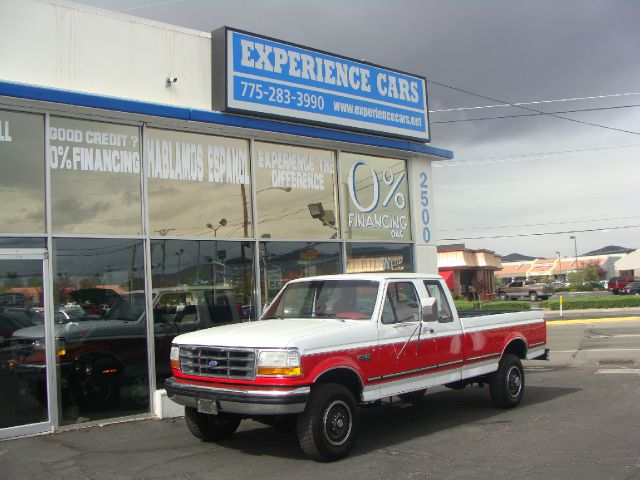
[489, 354, 525, 408]
[184, 407, 241, 441]
[529, 292, 538, 301]
[499, 292, 508, 301]
[297, 383, 359, 462]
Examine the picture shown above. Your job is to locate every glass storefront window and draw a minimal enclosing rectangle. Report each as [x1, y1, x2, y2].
[0, 258, 47, 428]
[0, 238, 46, 248]
[255, 142, 338, 239]
[49, 117, 142, 235]
[51, 238, 147, 425]
[346, 243, 413, 273]
[259, 241, 342, 309]
[150, 239, 255, 385]
[0, 110, 45, 233]
[146, 129, 252, 238]
[339, 153, 411, 241]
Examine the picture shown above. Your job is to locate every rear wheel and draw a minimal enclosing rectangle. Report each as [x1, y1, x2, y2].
[184, 407, 241, 441]
[529, 292, 538, 301]
[489, 354, 524, 408]
[499, 292, 508, 301]
[297, 383, 359, 462]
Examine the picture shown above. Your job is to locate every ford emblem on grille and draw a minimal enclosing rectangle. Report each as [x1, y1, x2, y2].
[208, 360, 218, 367]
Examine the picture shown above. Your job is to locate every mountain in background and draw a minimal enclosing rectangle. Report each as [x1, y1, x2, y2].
[500, 253, 537, 262]
[582, 245, 635, 256]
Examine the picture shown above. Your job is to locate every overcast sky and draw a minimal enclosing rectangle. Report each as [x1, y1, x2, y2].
[73, 0, 640, 259]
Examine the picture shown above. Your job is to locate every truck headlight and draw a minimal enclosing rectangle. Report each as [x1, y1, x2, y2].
[170, 345, 180, 371]
[257, 349, 301, 377]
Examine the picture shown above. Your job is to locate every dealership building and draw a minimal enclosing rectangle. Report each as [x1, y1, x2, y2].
[0, 0, 453, 438]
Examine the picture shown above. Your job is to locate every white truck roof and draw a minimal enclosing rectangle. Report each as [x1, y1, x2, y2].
[286, 272, 444, 283]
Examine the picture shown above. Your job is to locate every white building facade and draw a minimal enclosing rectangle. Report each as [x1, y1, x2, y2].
[0, 0, 452, 438]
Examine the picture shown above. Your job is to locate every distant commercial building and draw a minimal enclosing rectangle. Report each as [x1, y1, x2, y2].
[497, 253, 625, 282]
[437, 245, 502, 300]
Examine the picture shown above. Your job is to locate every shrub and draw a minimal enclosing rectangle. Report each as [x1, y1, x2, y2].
[455, 300, 531, 312]
[540, 296, 640, 310]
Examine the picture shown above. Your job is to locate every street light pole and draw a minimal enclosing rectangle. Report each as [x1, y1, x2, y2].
[555, 251, 561, 281]
[569, 236, 578, 274]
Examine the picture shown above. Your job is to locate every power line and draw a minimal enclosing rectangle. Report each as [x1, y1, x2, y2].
[439, 215, 640, 233]
[427, 79, 640, 136]
[429, 92, 640, 113]
[433, 143, 640, 167]
[437, 224, 640, 242]
[431, 103, 640, 125]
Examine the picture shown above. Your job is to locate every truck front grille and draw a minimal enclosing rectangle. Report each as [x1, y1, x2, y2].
[179, 346, 256, 380]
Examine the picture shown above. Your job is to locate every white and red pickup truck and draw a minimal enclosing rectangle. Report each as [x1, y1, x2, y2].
[165, 273, 548, 461]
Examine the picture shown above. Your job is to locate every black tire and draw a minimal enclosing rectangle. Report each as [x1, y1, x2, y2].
[398, 389, 426, 403]
[78, 374, 120, 407]
[489, 354, 525, 408]
[297, 383, 359, 462]
[184, 407, 241, 441]
[499, 292, 508, 301]
[529, 292, 538, 301]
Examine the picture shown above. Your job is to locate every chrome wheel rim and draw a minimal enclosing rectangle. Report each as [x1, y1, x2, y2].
[323, 400, 352, 446]
[507, 365, 522, 397]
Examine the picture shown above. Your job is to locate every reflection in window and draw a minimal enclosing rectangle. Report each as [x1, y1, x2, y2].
[146, 129, 252, 238]
[339, 153, 411, 241]
[381, 282, 420, 324]
[49, 117, 142, 234]
[346, 243, 413, 273]
[255, 142, 338, 239]
[0, 237, 46, 248]
[423, 280, 453, 322]
[259, 241, 342, 310]
[0, 110, 45, 233]
[52, 238, 148, 425]
[0, 259, 47, 428]
[150, 239, 255, 385]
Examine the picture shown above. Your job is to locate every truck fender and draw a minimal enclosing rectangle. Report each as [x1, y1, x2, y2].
[500, 335, 528, 360]
[307, 356, 366, 401]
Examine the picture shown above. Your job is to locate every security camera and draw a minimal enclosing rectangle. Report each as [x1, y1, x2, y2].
[165, 77, 178, 87]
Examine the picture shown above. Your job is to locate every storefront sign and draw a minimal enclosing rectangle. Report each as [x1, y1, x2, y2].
[342, 154, 411, 241]
[213, 27, 430, 142]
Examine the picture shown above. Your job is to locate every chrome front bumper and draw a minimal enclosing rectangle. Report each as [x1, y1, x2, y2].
[164, 377, 309, 416]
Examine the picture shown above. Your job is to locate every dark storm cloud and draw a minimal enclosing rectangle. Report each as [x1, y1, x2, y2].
[67, 0, 640, 254]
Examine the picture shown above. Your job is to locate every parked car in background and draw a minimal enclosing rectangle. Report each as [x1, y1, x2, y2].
[607, 276, 640, 295]
[619, 282, 640, 296]
[497, 281, 553, 301]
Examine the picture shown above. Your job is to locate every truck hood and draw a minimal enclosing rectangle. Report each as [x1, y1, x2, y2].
[173, 318, 376, 354]
[11, 319, 139, 340]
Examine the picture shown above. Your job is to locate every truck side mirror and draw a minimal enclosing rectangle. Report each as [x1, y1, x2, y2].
[420, 297, 437, 322]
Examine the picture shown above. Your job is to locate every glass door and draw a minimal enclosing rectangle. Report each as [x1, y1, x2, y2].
[0, 249, 53, 439]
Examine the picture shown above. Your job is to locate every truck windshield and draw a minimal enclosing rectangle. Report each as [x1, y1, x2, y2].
[263, 280, 379, 320]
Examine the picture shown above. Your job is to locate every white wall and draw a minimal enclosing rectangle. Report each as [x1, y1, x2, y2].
[0, 0, 212, 108]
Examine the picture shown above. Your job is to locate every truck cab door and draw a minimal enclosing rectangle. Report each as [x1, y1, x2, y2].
[376, 280, 436, 397]
[421, 280, 464, 385]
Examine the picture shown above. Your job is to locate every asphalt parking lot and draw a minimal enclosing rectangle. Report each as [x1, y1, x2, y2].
[2, 314, 639, 480]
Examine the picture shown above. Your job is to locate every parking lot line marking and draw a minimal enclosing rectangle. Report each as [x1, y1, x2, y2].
[596, 369, 640, 375]
[547, 316, 640, 325]
[552, 348, 640, 353]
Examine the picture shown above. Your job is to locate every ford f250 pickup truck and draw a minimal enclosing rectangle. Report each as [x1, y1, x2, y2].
[165, 273, 548, 461]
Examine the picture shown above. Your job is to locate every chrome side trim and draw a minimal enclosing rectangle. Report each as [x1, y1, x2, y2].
[466, 352, 501, 362]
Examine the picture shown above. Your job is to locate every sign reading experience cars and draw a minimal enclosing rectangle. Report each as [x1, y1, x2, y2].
[212, 27, 430, 142]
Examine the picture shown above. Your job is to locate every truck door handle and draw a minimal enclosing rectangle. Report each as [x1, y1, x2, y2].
[422, 327, 435, 334]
